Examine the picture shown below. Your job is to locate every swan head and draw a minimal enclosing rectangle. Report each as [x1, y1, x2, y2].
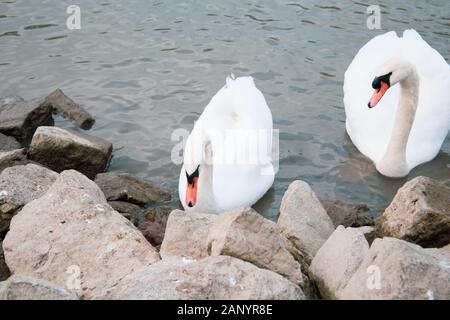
[368, 58, 414, 108]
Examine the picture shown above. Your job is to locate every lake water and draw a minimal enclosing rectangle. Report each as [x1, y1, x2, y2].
[1, 0, 449, 220]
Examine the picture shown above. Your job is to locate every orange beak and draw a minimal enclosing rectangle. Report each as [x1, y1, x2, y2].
[186, 177, 198, 208]
[368, 81, 390, 108]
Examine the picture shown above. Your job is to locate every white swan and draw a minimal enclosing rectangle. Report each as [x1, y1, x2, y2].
[344, 29, 450, 177]
[179, 76, 275, 213]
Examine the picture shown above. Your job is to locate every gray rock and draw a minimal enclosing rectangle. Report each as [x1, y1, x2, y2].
[309, 226, 369, 299]
[95, 172, 171, 206]
[3, 170, 160, 299]
[0, 96, 53, 143]
[378, 176, 450, 247]
[108, 200, 141, 222]
[207, 207, 304, 286]
[107, 256, 305, 300]
[44, 88, 95, 130]
[144, 206, 175, 230]
[278, 180, 335, 264]
[0, 148, 31, 173]
[160, 210, 215, 260]
[0, 164, 58, 233]
[0, 275, 78, 300]
[322, 200, 374, 227]
[137, 220, 165, 247]
[0, 241, 10, 281]
[0, 133, 21, 152]
[29, 126, 112, 179]
[340, 237, 450, 300]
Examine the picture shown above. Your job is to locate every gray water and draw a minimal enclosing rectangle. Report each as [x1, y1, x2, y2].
[1, 0, 449, 220]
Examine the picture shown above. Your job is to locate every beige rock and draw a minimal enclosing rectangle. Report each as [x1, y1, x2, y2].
[340, 237, 450, 300]
[0, 164, 58, 233]
[0, 275, 78, 300]
[278, 181, 335, 264]
[378, 176, 450, 247]
[208, 207, 303, 286]
[107, 256, 305, 300]
[0, 149, 31, 173]
[160, 210, 215, 260]
[309, 226, 369, 299]
[3, 170, 160, 299]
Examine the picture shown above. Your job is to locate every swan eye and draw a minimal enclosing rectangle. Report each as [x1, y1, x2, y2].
[186, 165, 200, 184]
[372, 72, 392, 90]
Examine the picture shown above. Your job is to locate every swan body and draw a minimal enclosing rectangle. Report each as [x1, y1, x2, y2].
[344, 29, 450, 177]
[179, 76, 274, 213]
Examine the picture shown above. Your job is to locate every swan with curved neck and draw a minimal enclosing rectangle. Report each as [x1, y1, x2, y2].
[369, 58, 419, 177]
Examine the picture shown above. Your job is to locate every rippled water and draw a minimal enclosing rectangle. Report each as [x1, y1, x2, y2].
[1, 0, 449, 220]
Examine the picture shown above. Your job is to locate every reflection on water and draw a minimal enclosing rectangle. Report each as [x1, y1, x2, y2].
[0, 0, 449, 220]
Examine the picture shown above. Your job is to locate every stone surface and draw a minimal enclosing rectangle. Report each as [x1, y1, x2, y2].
[137, 220, 165, 247]
[108, 200, 141, 222]
[278, 180, 335, 264]
[44, 88, 95, 130]
[160, 210, 215, 260]
[0, 164, 58, 233]
[322, 200, 374, 227]
[107, 256, 305, 300]
[0, 148, 30, 173]
[144, 206, 175, 229]
[309, 226, 369, 299]
[0, 133, 21, 152]
[378, 176, 450, 247]
[0, 241, 10, 281]
[0, 96, 54, 143]
[29, 126, 112, 179]
[2, 170, 160, 299]
[208, 207, 303, 286]
[340, 237, 450, 300]
[0, 275, 78, 300]
[95, 172, 171, 206]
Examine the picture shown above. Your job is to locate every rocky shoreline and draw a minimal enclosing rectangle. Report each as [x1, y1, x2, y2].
[0, 91, 449, 300]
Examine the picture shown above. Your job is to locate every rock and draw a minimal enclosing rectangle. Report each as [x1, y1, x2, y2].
[377, 176, 450, 248]
[29, 126, 112, 179]
[95, 173, 171, 206]
[356, 226, 377, 245]
[160, 210, 215, 260]
[0, 275, 78, 300]
[108, 201, 141, 222]
[207, 207, 304, 286]
[2, 170, 160, 299]
[0, 96, 53, 143]
[0, 133, 21, 152]
[0, 148, 31, 173]
[44, 88, 95, 130]
[0, 164, 58, 233]
[107, 256, 305, 300]
[340, 237, 450, 300]
[309, 226, 369, 299]
[144, 206, 175, 229]
[0, 241, 10, 281]
[321, 200, 374, 227]
[137, 220, 165, 247]
[278, 180, 335, 264]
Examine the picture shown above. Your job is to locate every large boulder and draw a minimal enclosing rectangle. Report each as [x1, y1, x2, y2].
[0, 133, 21, 152]
[94, 172, 171, 206]
[0, 96, 53, 143]
[2, 170, 160, 299]
[340, 237, 450, 299]
[207, 207, 304, 286]
[0, 275, 78, 300]
[377, 177, 450, 247]
[29, 126, 112, 179]
[0, 241, 10, 281]
[321, 200, 374, 227]
[309, 226, 369, 299]
[160, 210, 215, 260]
[107, 256, 305, 300]
[0, 148, 30, 173]
[0, 164, 58, 233]
[278, 181, 335, 264]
